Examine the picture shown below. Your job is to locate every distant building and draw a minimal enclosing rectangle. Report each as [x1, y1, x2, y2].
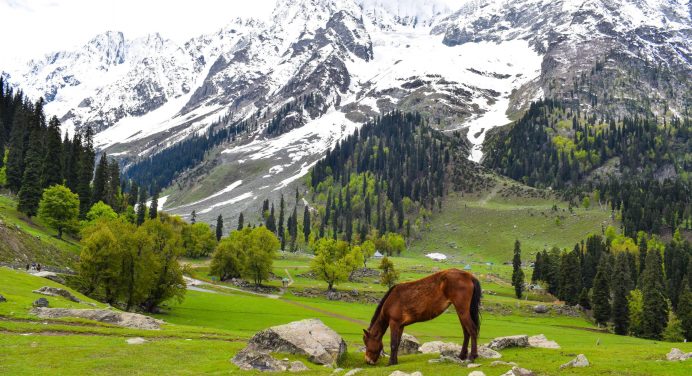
[373, 251, 384, 259]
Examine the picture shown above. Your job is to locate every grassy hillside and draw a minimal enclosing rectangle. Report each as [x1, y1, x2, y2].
[0, 194, 80, 269]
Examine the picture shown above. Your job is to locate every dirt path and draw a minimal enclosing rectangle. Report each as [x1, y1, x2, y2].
[479, 183, 501, 206]
[184, 277, 280, 299]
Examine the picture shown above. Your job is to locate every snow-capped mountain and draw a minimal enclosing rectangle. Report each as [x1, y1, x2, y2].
[4, 0, 690, 227]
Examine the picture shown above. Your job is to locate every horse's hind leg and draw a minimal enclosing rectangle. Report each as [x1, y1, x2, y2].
[454, 306, 479, 361]
[388, 322, 403, 366]
[459, 326, 470, 360]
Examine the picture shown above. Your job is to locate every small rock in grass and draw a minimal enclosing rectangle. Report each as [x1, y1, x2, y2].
[505, 366, 535, 376]
[289, 361, 309, 372]
[528, 334, 560, 349]
[487, 335, 529, 350]
[126, 337, 147, 345]
[389, 371, 422, 376]
[399, 333, 421, 355]
[467, 363, 481, 368]
[533, 305, 548, 314]
[33, 298, 49, 307]
[490, 361, 517, 367]
[419, 341, 461, 354]
[666, 348, 692, 361]
[344, 368, 362, 376]
[332, 367, 344, 373]
[477, 345, 502, 359]
[560, 354, 590, 369]
[468, 371, 486, 376]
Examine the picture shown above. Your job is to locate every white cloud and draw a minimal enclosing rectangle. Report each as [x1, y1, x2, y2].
[0, 0, 277, 67]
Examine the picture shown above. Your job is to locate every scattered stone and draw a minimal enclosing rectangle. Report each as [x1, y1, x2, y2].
[389, 371, 422, 376]
[560, 354, 590, 369]
[429, 355, 466, 365]
[490, 361, 517, 367]
[0, 293, 6, 303]
[126, 337, 147, 345]
[467, 363, 481, 368]
[33, 286, 80, 302]
[288, 361, 309, 372]
[504, 366, 534, 376]
[30, 308, 163, 330]
[487, 335, 529, 350]
[240, 319, 346, 365]
[528, 334, 560, 349]
[468, 372, 485, 376]
[332, 368, 344, 373]
[32, 271, 65, 284]
[533, 305, 548, 314]
[666, 348, 692, 361]
[419, 341, 462, 354]
[344, 368, 362, 376]
[32, 298, 49, 307]
[477, 345, 502, 359]
[399, 333, 421, 355]
[232, 348, 289, 372]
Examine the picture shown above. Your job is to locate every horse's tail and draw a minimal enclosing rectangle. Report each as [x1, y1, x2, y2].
[470, 277, 482, 333]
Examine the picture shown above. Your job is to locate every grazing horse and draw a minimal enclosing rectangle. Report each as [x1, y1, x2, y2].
[362, 268, 481, 365]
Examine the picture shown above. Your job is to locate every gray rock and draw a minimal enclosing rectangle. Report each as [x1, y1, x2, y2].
[560, 354, 590, 369]
[288, 360, 309, 372]
[126, 337, 147, 345]
[232, 348, 288, 372]
[344, 368, 362, 376]
[398, 333, 420, 355]
[419, 341, 462, 354]
[528, 334, 560, 349]
[533, 305, 548, 314]
[428, 355, 466, 365]
[490, 361, 517, 367]
[666, 348, 692, 361]
[389, 371, 422, 376]
[0, 294, 6, 303]
[467, 363, 481, 368]
[30, 307, 163, 330]
[477, 345, 502, 359]
[487, 335, 529, 350]
[33, 298, 49, 307]
[33, 286, 80, 302]
[32, 271, 65, 284]
[501, 366, 535, 376]
[242, 319, 346, 365]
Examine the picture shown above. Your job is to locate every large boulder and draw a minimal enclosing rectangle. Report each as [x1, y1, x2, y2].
[487, 335, 529, 350]
[419, 341, 462, 354]
[33, 298, 49, 307]
[560, 354, 590, 369]
[398, 333, 420, 355]
[666, 348, 692, 361]
[33, 286, 80, 302]
[528, 334, 560, 349]
[241, 319, 346, 365]
[30, 308, 163, 330]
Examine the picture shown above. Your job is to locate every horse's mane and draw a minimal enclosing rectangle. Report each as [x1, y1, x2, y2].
[369, 285, 396, 329]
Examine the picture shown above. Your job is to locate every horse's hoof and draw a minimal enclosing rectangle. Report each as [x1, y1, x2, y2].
[459, 353, 468, 360]
[388, 360, 398, 366]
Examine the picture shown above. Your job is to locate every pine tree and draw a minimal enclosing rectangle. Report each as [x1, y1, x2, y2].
[41, 116, 63, 188]
[578, 287, 591, 309]
[677, 281, 692, 341]
[592, 256, 611, 326]
[92, 154, 108, 205]
[5, 105, 27, 193]
[640, 248, 669, 339]
[128, 182, 139, 207]
[531, 252, 543, 283]
[106, 158, 120, 209]
[303, 206, 311, 242]
[558, 250, 582, 305]
[216, 214, 224, 241]
[190, 210, 196, 224]
[136, 190, 147, 226]
[512, 239, 525, 299]
[17, 127, 43, 218]
[149, 190, 159, 219]
[266, 204, 276, 233]
[612, 252, 633, 335]
[237, 212, 244, 230]
[278, 195, 285, 247]
[77, 127, 95, 218]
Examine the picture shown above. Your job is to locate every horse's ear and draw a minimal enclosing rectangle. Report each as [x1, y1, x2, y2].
[362, 329, 369, 337]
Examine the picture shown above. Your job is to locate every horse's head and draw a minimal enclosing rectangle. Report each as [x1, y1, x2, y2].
[362, 329, 383, 365]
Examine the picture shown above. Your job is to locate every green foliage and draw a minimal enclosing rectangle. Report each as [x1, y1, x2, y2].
[641, 248, 669, 339]
[512, 240, 524, 299]
[677, 282, 692, 340]
[215, 214, 223, 241]
[592, 256, 611, 326]
[628, 289, 644, 337]
[662, 313, 686, 342]
[612, 252, 633, 335]
[37, 185, 80, 239]
[379, 256, 399, 288]
[558, 248, 581, 305]
[310, 238, 360, 291]
[85, 201, 118, 224]
[0, 149, 8, 186]
[210, 228, 250, 281]
[242, 226, 279, 286]
[17, 127, 44, 217]
[183, 222, 217, 258]
[360, 240, 375, 267]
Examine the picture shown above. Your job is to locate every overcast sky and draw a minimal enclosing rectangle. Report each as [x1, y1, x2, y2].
[0, 0, 466, 68]
[0, 0, 277, 66]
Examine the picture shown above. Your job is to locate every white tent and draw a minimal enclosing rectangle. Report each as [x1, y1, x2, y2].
[373, 250, 384, 259]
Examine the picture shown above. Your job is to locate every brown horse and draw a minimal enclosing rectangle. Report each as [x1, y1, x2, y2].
[363, 268, 481, 365]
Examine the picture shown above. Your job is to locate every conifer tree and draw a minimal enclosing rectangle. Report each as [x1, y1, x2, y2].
[303, 205, 311, 242]
[41, 116, 63, 188]
[278, 195, 285, 247]
[612, 252, 633, 335]
[128, 182, 139, 207]
[558, 250, 582, 305]
[149, 190, 159, 219]
[92, 154, 109, 205]
[592, 256, 611, 326]
[237, 212, 244, 230]
[190, 210, 196, 224]
[106, 159, 120, 209]
[578, 287, 591, 309]
[17, 128, 43, 218]
[677, 281, 692, 340]
[267, 204, 276, 233]
[136, 190, 147, 226]
[216, 214, 224, 241]
[641, 248, 669, 339]
[77, 127, 95, 218]
[531, 252, 543, 283]
[5, 106, 27, 193]
[512, 239, 525, 299]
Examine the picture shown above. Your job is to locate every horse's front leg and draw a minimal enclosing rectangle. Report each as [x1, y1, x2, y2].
[388, 323, 403, 366]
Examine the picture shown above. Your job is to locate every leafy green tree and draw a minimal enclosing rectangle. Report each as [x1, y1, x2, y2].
[592, 256, 611, 326]
[360, 239, 376, 267]
[140, 217, 186, 312]
[628, 289, 644, 336]
[85, 201, 118, 224]
[512, 240, 525, 299]
[612, 252, 633, 335]
[182, 222, 217, 258]
[640, 248, 669, 339]
[210, 228, 250, 280]
[79, 219, 123, 303]
[242, 226, 279, 286]
[0, 149, 8, 186]
[310, 238, 358, 291]
[663, 313, 685, 342]
[38, 185, 80, 239]
[379, 256, 399, 288]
